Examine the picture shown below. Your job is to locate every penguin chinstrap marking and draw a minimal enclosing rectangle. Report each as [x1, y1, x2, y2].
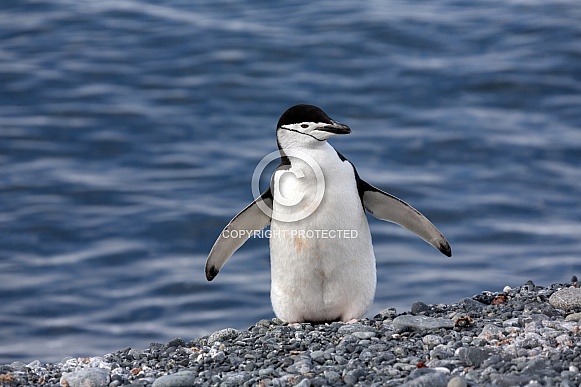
[205, 104, 452, 323]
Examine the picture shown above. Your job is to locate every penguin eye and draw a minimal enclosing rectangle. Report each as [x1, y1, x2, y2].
[301, 124, 309, 128]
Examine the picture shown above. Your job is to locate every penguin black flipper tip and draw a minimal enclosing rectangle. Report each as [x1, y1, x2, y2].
[440, 242, 452, 258]
[206, 266, 219, 281]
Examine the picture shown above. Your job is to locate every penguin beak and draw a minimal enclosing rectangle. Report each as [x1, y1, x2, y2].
[320, 121, 351, 135]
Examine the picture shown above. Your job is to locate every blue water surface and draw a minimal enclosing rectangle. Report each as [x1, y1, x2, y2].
[1, 0, 580, 363]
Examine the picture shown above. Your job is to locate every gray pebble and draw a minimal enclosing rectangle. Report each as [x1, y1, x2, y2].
[165, 338, 185, 348]
[288, 358, 313, 374]
[521, 358, 549, 375]
[393, 315, 455, 332]
[351, 331, 376, 339]
[457, 347, 494, 367]
[478, 323, 503, 340]
[549, 287, 581, 310]
[296, 378, 311, 387]
[334, 354, 347, 365]
[422, 334, 444, 348]
[411, 301, 430, 314]
[447, 376, 467, 387]
[459, 297, 486, 311]
[375, 307, 397, 319]
[152, 370, 196, 387]
[207, 327, 241, 345]
[221, 371, 252, 385]
[324, 370, 341, 382]
[502, 318, 521, 327]
[26, 360, 41, 369]
[359, 350, 373, 362]
[565, 312, 581, 321]
[491, 374, 533, 386]
[402, 369, 448, 387]
[337, 324, 375, 335]
[128, 349, 143, 360]
[343, 371, 358, 385]
[258, 367, 274, 377]
[211, 350, 226, 362]
[60, 368, 110, 387]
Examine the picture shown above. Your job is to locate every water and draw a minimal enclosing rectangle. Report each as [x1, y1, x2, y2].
[1, 0, 580, 364]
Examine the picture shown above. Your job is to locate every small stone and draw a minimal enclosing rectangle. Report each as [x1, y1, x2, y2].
[502, 318, 521, 328]
[343, 371, 358, 385]
[149, 342, 164, 352]
[295, 378, 311, 387]
[337, 324, 375, 335]
[324, 370, 341, 382]
[491, 374, 532, 386]
[430, 347, 454, 360]
[411, 301, 430, 314]
[523, 280, 536, 291]
[478, 324, 503, 340]
[482, 354, 502, 368]
[164, 338, 185, 348]
[459, 297, 485, 311]
[521, 358, 548, 375]
[565, 312, 581, 321]
[351, 331, 376, 339]
[256, 319, 272, 327]
[334, 355, 347, 365]
[60, 368, 110, 387]
[211, 351, 226, 362]
[393, 315, 455, 332]
[222, 371, 252, 385]
[375, 307, 397, 319]
[447, 376, 467, 387]
[402, 369, 448, 387]
[128, 349, 143, 360]
[9, 361, 26, 371]
[359, 350, 373, 362]
[258, 367, 274, 377]
[152, 371, 196, 387]
[457, 347, 493, 368]
[26, 360, 41, 369]
[288, 358, 312, 374]
[422, 334, 444, 348]
[549, 287, 581, 310]
[207, 328, 241, 345]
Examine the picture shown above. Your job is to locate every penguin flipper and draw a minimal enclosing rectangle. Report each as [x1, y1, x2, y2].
[359, 180, 451, 257]
[205, 189, 273, 281]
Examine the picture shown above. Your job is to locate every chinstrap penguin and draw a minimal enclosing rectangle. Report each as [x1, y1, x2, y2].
[205, 104, 451, 323]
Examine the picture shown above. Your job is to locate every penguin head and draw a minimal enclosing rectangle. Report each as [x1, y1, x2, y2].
[276, 104, 351, 149]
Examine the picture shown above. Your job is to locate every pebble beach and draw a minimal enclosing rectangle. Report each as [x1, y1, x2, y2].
[2, 280, 581, 387]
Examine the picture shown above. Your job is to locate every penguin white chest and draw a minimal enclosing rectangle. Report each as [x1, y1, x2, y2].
[269, 147, 376, 323]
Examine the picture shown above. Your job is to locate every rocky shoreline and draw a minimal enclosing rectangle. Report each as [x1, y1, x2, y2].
[2, 280, 581, 386]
